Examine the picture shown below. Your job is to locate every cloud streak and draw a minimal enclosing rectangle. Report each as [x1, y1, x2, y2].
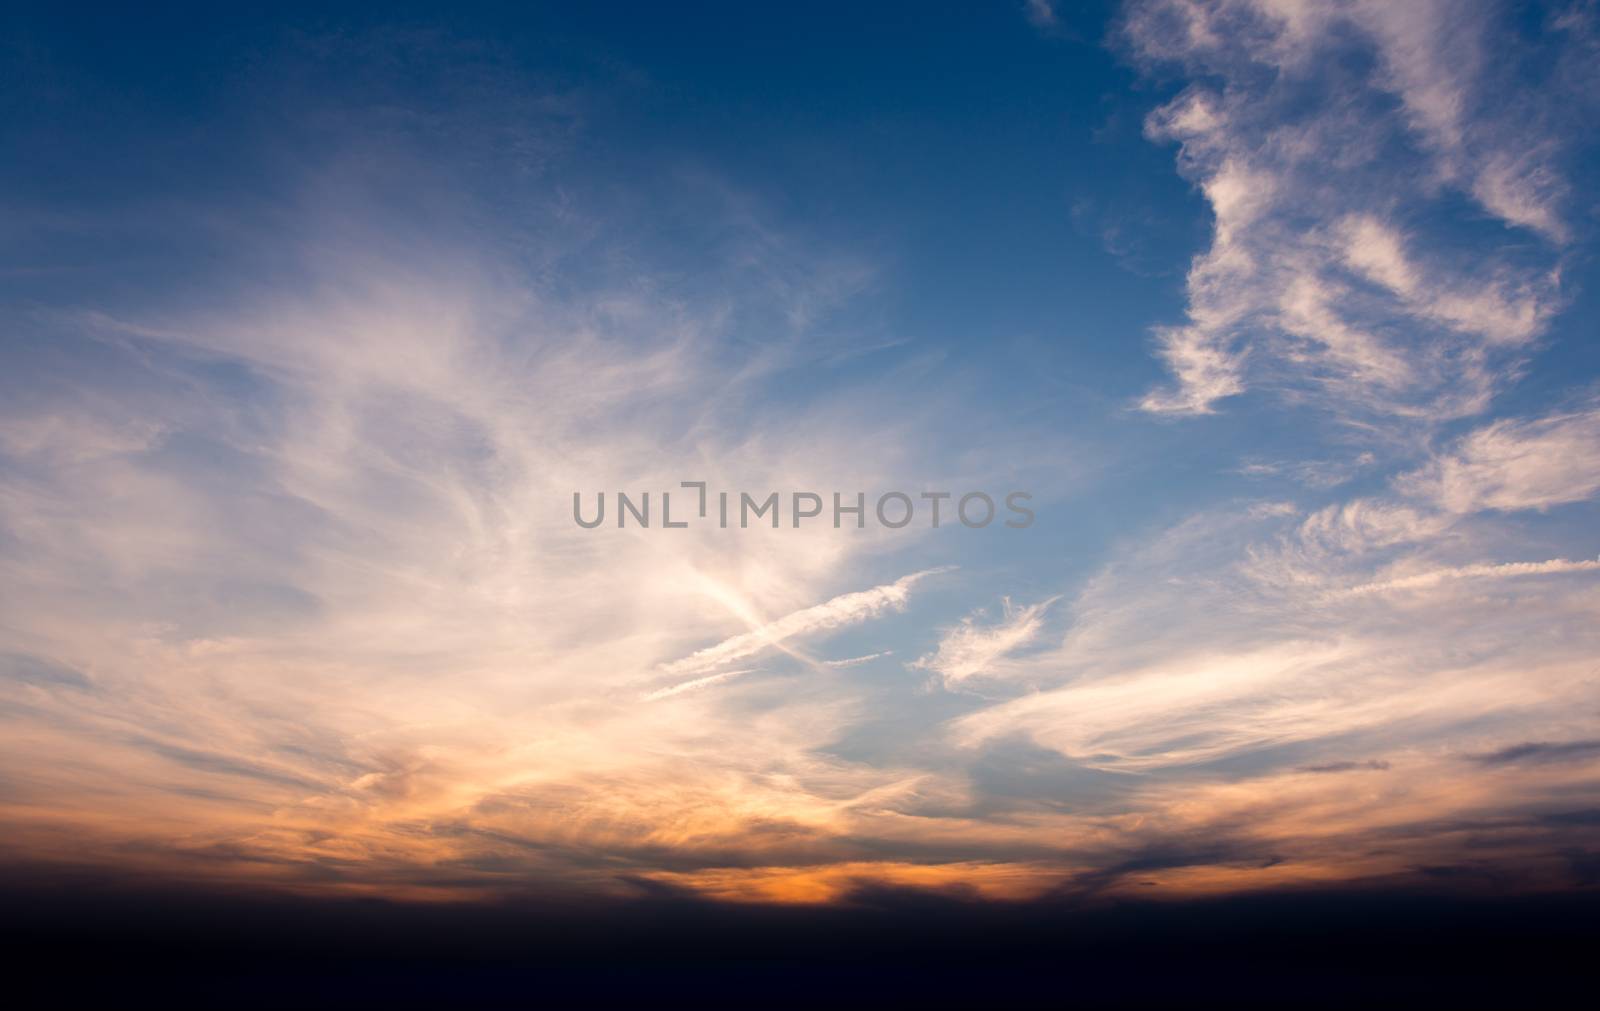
[660, 569, 950, 677]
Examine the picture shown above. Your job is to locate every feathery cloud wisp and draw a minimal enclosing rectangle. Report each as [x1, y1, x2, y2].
[1397, 408, 1600, 514]
[912, 596, 1059, 688]
[660, 568, 951, 677]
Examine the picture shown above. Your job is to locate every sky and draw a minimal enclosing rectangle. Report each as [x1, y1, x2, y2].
[3, 0, 1600, 912]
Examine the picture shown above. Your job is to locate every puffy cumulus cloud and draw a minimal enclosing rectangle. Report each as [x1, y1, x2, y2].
[1123, 0, 1580, 418]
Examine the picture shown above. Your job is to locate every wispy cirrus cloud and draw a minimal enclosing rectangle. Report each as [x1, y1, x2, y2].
[944, 388, 1600, 883]
[1334, 556, 1600, 598]
[911, 596, 1058, 688]
[660, 568, 949, 677]
[822, 651, 893, 668]
[0, 39, 958, 899]
[3, 1, 1599, 911]
[1124, 0, 1578, 419]
[1396, 406, 1600, 513]
[640, 669, 758, 702]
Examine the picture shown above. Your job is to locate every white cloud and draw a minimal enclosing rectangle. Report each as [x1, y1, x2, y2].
[951, 494, 1600, 776]
[1397, 407, 1600, 513]
[823, 651, 893, 668]
[949, 383, 1600, 779]
[950, 641, 1365, 769]
[641, 668, 755, 702]
[660, 569, 948, 677]
[1123, 0, 1573, 418]
[0, 113, 962, 898]
[912, 596, 1058, 688]
[1335, 557, 1600, 598]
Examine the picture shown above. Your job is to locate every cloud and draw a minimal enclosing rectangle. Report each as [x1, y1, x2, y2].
[3, 2, 1599, 910]
[1297, 760, 1391, 774]
[1123, 0, 1575, 418]
[0, 653, 92, 691]
[1396, 407, 1600, 513]
[1474, 740, 1600, 767]
[1236, 452, 1376, 489]
[660, 569, 949, 677]
[0, 47, 956, 901]
[1240, 406, 1600, 597]
[1335, 557, 1600, 598]
[911, 596, 1058, 688]
[947, 450, 1600, 784]
[949, 641, 1366, 769]
[823, 651, 893, 668]
[641, 669, 756, 703]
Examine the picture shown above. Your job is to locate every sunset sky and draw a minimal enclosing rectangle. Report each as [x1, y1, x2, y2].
[4, 0, 1600, 915]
